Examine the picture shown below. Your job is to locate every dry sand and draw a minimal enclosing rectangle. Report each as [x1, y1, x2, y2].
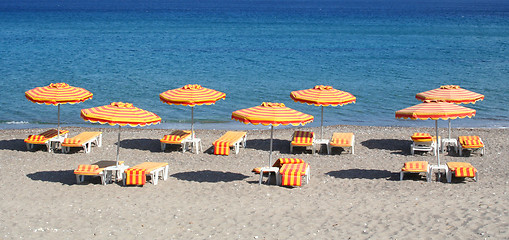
[0, 125, 508, 239]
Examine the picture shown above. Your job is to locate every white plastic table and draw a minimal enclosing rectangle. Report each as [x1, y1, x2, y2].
[104, 165, 130, 184]
[183, 138, 202, 154]
[259, 167, 280, 185]
[314, 139, 330, 154]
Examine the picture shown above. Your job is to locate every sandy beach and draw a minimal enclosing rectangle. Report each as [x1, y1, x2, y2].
[0, 125, 508, 239]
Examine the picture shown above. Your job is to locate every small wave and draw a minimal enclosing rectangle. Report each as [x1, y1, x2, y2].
[5, 121, 29, 125]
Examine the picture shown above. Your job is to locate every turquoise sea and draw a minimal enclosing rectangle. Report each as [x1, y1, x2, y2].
[1, 0, 508, 130]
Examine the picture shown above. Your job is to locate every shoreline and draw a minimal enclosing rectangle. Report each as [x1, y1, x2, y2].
[1, 125, 508, 238]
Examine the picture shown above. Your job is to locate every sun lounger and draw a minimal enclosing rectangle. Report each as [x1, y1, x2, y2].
[400, 161, 431, 182]
[274, 158, 310, 187]
[24, 129, 69, 152]
[290, 131, 315, 154]
[213, 131, 247, 155]
[74, 161, 124, 185]
[328, 132, 355, 154]
[446, 162, 478, 183]
[458, 136, 485, 156]
[62, 131, 102, 154]
[123, 162, 169, 185]
[410, 133, 440, 155]
[160, 130, 192, 152]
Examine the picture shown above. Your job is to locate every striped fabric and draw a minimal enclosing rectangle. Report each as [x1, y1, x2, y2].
[62, 132, 102, 147]
[159, 84, 226, 106]
[74, 165, 101, 175]
[272, 158, 305, 168]
[124, 168, 146, 185]
[63, 138, 81, 145]
[160, 130, 191, 144]
[213, 141, 230, 155]
[290, 85, 356, 106]
[411, 132, 432, 140]
[330, 132, 353, 147]
[401, 161, 428, 172]
[279, 163, 308, 186]
[291, 131, 314, 146]
[395, 101, 476, 120]
[458, 136, 484, 148]
[231, 102, 314, 127]
[214, 131, 246, 145]
[81, 102, 161, 127]
[25, 82, 93, 105]
[447, 162, 477, 178]
[416, 85, 484, 104]
[24, 129, 69, 144]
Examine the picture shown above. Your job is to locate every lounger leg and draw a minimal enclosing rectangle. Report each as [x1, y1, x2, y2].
[446, 169, 452, 183]
[163, 165, 169, 180]
[153, 172, 158, 185]
[410, 144, 414, 155]
[97, 134, 102, 147]
[290, 145, 293, 153]
[76, 175, 82, 183]
[161, 143, 166, 151]
[400, 172, 404, 181]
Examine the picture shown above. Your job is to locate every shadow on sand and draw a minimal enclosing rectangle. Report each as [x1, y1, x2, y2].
[0, 139, 32, 151]
[26, 170, 77, 185]
[361, 139, 412, 155]
[326, 169, 395, 180]
[119, 138, 161, 152]
[171, 170, 249, 183]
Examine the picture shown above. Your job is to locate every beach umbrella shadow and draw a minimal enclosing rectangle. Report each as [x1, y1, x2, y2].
[0, 139, 28, 151]
[119, 138, 161, 152]
[245, 139, 291, 153]
[26, 170, 76, 185]
[171, 170, 249, 183]
[326, 169, 394, 180]
[361, 139, 412, 155]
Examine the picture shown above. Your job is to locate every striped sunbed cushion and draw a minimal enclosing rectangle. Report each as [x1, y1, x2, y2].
[401, 161, 428, 172]
[447, 162, 477, 178]
[330, 132, 353, 147]
[130, 162, 168, 173]
[24, 129, 69, 144]
[124, 169, 146, 185]
[411, 133, 433, 142]
[291, 131, 314, 146]
[214, 131, 246, 146]
[160, 130, 191, 144]
[213, 141, 230, 155]
[458, 136, 484, 148]
[74, 165, 102, 175]
[279, 163, 309, 186]
[62, 132, 102, 147]
[273, 158, 305, 168]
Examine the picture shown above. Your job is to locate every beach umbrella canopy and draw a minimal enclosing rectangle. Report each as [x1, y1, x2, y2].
[81, 102, 161, 165]
[232, 102, 314, 165]
[416, 85, 484, 139]
[395, 100, 476, 167]
[25, 82, 93, 136]
[416, 85, 484, 104]
[159, 84, 225, 139]
[290, 85, 356, 139]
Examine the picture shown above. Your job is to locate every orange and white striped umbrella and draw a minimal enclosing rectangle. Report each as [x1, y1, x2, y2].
[159, 84, 225, 106]
[395, 101, 476, 167]
[290, 85, 355, 139]
[25, 83, 93, 137]
[160, 84, 225, 139]
[81, 102, 161, 127]
[232, 102, 314, 126]
[81, 102, 161, 165]
[416, 85, 484, 104]
[395, 101, 476, 120]
[232, 102, 313, 165]
[25, 82, 93, 105]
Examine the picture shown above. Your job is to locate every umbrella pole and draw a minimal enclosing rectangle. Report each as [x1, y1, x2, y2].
[448, 119, 451, 140]
[57, 104, 61, 137]
[116, 125, 121, 166]
[320, 106, 324, 140]
[435, 120, 441, 180]
[191, 106, 195, 140]
[269, 125, 274, 166]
